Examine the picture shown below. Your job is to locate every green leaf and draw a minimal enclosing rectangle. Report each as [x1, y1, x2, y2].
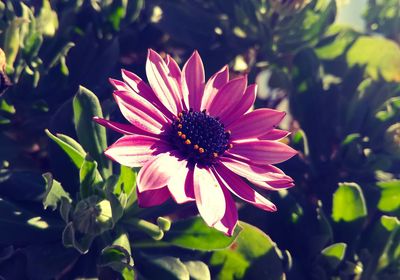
[45, 129, 86, 169]
[319, 243, 347, 271]
[376, 180, 400, 213]
[138, 254, 190, 280]
[183, 261, 210, 280]
[36, 0, 58, 37]
[332, 182, 367, 222]
[114, 166, 137, 210]
[100, 229, 134, 279]
[316, 25, 358, 60]
[73, 86, 111, 178]
[42, 172, 72, 211]
[360, 216, 400, 279]
[163, 217, 242, 251]
[332, 182, 367, 242]
[62, 222, 95, 254]
[79, 156, 102, 199]
[0, 198, 62, 244]
[22, 243, 79, 280]
[346, 36, 400, 82]
[209, 222, 284, 280]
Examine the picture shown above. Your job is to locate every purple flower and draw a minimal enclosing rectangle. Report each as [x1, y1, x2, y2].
[95, 50, 297, 235]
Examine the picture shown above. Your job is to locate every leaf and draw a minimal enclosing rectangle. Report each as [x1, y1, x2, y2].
[209, 222, 284, 280]
[0, 170, 46, 202]
[114, 166, 137, 210]
[100, 229, 134, 279]
[360, 216, 400, 279]
[73, 86, 111, 178]
[319, 243, 347, 271]
[163, 217, 242, 251]
[332, 182, 367, 223]
[138, 254, 190, 280]
[62, 222, 95, 254]
[22, 243, 79, 280]
[42, 173, 72, 211]
[0, 198, 62, 244]
[45, 129, 86, 169]
[346, 36, 400, 82]
[332, 182, 367, 243]
[376, 180, 400, 213]
[36, 0, 58, 37]
[183, 261, 210, 280]
[79, 156, 102, 199]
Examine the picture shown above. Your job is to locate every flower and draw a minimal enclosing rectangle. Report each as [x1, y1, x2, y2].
[94, 49, 297, 235]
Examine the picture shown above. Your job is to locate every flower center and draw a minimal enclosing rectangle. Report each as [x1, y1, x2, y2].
[170, 109, 232, 166]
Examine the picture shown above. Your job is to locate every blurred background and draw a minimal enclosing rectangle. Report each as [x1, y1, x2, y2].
[0, 0, 399, 279]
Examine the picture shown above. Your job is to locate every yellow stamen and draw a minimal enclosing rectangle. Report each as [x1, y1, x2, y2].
[213, 152, 218, 158]
[193, 144, 199, 150]
[181, 134, 186, 140]
[177, 124, 182, 129]
[177, 131, 182, 136]
[178, 112, 183, 118]
[199, 148, 205, 154]
[228, 143, 233, 149]
[185, 139, 191, 145]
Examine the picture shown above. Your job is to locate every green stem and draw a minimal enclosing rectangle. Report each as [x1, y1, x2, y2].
[123, 218, 164, 240]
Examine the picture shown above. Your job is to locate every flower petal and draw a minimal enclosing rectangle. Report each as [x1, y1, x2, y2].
[114, 90, 169, 134]
[104, 135, 170, 167]
[109, 78, 131, 91]
[167, 161, 195, 204]
[222, 84, 257, 127]
[121, 69, 161, 105]
[137, 152, 184, 193]
[93, 117, 148, 135]
[219, 156, 294, 183]
[182, 51, 205, 111]
[249, 179, 295, 190]
[214, 165, 277, 212]
[137, 187, 171, 207]
[228, 108, 286, 140]
[146, 49, 183, 114]
[228, 140, 298, 164]
[259, 129, 291, 141]
[193, 166, 226, 227]
[211, 183, 238, 236]
[201, 65, 229, 110]
[207, 76, 247, 120]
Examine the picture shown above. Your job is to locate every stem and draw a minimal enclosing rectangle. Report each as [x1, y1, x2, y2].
[123, 218, 164, 240]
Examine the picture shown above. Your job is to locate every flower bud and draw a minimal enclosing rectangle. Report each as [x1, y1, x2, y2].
[72, 196, 113, 235]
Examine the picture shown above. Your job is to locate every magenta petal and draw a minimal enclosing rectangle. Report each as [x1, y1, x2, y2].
[167, 161, 195, 204]
[109, 78, 131, 91]
[137, 152, 184, 193]
[228, 140, 298, 164]
[211, 182, 238, 236]
[114, 90, 168, 134]
[249, 179, 295, 190]
[228, 108, 286, 140]
[207, 76, 247, 120]
[259, 129, 291, 141]
[137, 187, 171, 207]
[201, 65, 229, 110]
[93, 117, 149, 135]
[214, 165, 277, 212]
[219, 156, 294, 183]
[193, 166, 226, 227]
[104, 135, 170, 167]
[222, 84, 257, 126]
[182, 51, 205, 111]
[146, 49, 183, 115]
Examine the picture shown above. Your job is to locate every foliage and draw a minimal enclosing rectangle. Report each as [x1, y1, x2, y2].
[0, 0, 399, 279]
